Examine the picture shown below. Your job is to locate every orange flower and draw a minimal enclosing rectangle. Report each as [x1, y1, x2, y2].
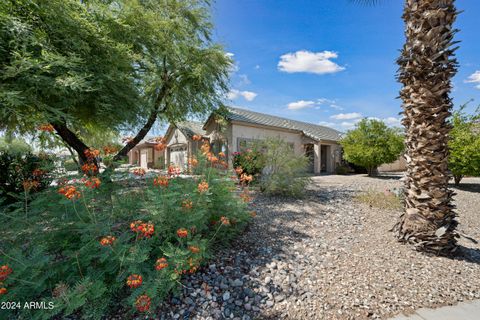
[23, 179, 40, 191]
[182, 199, 193, 210]
[126, 274, 143, 288]
[240, 190, 252, 203]
[235, 167, 243, 175]
[32, 168, 45, 176]
[99, 236, 116, 246]
[197, 181, 209, 193]
[240, 173, 253, 183]
[250, 211, 257, 218]
[154, 142, 167, 152]
[81, 163, 97, 174]
[220, 216, 230, 226]
[135, 294, 151, 312]
[102, 145, 118, 155]
[177, 228, 188, 238]
[58, 185, 81, 200]
[168, 165, 181, 176]
[130, 220, 155, 238]
[0, 265, 12, 281]
[189, 246, 200, 254]
[85, 177, 101, 189]
[38, 124, 54, 132]
[207, 153, 218, 163]
[219, 160, 228, 169]
[192, 134, 202, 141]
[84, 148, 100, 159]
[188, 158, 198, 167]
[218, 151, 225, 158]
[0, 288, 7, 295]
[155, 257, 168, 271]
[153, 176, 169, 187]
[133, 168, 146, 177]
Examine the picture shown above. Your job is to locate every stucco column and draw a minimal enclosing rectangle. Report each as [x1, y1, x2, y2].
[314, 142, 321, 174]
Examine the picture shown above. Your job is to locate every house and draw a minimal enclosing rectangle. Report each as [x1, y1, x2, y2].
[203, 107, 343, 174]
[127, 121, 207, 170]
[127, 107, 343, 174]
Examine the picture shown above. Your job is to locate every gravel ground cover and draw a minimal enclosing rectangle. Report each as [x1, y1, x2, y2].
[146, 174, 480, 320]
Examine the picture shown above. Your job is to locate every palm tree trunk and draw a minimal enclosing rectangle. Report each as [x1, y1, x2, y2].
[393, 0, 459, 254]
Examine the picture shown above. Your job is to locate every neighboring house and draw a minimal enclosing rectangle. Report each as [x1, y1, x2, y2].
[203, 107, 343, 174]
[127, 137, 165, 169]
[378, 156, 407, 172]
[163, 121, 207, 170]
[127, 107, 343, 174]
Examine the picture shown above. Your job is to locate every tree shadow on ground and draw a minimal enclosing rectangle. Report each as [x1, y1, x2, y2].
[449, 182, 480, 194]
[450, 245, 480, 265]
[366, 173, 404, 181]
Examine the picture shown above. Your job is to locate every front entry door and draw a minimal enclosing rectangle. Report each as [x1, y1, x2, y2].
[140, 149, 148, 169]
[321, 145, 328, 172]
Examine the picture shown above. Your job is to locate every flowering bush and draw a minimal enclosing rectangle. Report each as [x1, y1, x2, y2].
[232, 148, 265, 178]
[0, 150, 250, 319]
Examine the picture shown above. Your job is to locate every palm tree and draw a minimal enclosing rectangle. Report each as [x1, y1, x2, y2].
[360, 0, 460, 253]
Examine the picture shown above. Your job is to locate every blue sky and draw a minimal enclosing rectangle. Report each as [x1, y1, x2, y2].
[211, 0, 480, 131]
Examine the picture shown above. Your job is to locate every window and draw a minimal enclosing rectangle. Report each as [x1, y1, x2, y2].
[147, 148, 153, 162]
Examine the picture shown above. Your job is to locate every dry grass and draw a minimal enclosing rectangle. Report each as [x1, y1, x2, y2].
[355, 189, 403, 210]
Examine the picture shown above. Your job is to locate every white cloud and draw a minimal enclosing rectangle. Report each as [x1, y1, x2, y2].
[238, 74, 250, 86]
[317, 98, 336, 105]
[228, 89, 257, 102]
[278, 50, 345, 75]
[287, 100, 316, 110]
[318, 121, 336, 127]
[340, 119, 362, 130]
[255, 65, 260, 70]
[465, 71, 480, 89]
[330, 112, 362, 120]
[383, 117, 401, 127]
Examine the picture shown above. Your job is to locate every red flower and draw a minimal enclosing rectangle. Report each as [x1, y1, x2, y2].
[81, 163, 98, 174]
[0, 265, 12, 281]
[0, 288, 7, 295]
[102, 145, 118, 155]
[153, 176, 169, 188]
[84, 148, 100, 159]
[135, 294, 151, 312]
[85, 177, 101, 189]
[197, 181, 209, 193]
[177, 228, 188, 238]
[192, 134, 202, 141]
[23, 179, 40, 191]
[32, 168, 45, 176]
[126, 274, 142, 288]
[168, 165, 181, 177]
[235, 167, 243, 175]
[99, 236, 116, 246]
[155, 257, 168, 271]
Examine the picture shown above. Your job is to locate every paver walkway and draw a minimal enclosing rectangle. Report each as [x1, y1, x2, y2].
[390, 300, 480, 320]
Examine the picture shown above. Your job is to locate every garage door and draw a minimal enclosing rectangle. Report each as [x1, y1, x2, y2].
[170, 145, 187, 170]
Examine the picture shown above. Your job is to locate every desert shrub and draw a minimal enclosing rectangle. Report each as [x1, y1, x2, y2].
[232, 148, 265, 177]
[0, 150, 54, 204]
[0, 148, 251, 319]
[259, 138, 310, 198]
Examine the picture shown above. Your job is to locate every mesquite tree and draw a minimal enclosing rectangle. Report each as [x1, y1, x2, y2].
[0, 0, 231, 165]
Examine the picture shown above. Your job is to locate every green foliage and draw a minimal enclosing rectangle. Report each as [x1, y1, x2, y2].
[258, 138, 311, 198]
[63, 158, 79, 172]
[0, 153, 250, 319]
[0, 148, 54, 204]
[0, 0, 231, 141]
[0, 136, 31, 154]
[335, 164, 351, 175]
[340, 119, 404, 176]
[232, 149, 265, 177]
[448, 106, 480, 184]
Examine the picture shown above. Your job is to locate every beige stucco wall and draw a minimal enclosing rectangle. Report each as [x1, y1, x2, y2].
[231, 122, 304, 155]
[378, 156, 407, 172]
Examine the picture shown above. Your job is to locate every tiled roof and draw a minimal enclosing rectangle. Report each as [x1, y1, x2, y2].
[176, 121, 206, 138]
[226, 107, 342, 142]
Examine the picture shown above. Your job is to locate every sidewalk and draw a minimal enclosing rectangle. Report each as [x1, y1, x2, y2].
[390, 300, 480, 320]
